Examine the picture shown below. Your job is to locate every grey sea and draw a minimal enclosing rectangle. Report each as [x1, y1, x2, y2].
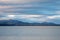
[0, 26, 60, 40]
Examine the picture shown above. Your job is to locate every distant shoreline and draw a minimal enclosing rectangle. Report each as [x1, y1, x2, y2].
[0, 26, 60, 29]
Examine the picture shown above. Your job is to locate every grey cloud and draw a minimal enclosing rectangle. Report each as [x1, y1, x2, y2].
[0, 0, 59, 15]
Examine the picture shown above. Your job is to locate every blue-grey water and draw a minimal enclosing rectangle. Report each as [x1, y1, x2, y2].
[0, 26, 60, 40]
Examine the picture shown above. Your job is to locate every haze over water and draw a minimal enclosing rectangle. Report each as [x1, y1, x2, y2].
[0, 26, 60, 40]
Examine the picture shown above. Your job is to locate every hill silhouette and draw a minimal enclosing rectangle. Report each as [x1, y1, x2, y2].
[0, 20, 60, 26]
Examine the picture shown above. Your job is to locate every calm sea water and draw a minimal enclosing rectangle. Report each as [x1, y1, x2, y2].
[0, 26, 60, 40]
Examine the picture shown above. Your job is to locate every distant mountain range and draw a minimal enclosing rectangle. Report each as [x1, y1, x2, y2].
[0, 20, 60, 26]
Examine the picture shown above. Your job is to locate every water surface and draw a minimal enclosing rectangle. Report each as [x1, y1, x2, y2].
[0, 26, 60, 40]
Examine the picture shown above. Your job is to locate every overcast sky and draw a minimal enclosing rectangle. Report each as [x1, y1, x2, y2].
[0, 0, 60, 24]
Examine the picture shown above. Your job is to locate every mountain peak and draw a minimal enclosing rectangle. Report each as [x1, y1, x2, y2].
[0, 20, 60, 26]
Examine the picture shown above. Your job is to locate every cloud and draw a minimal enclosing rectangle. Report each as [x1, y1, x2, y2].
[0, 15, 47, 22]
[0, 0, 60, 24]
[0, 0, 58, 15]
[0, 15, 60, 23]
[14, 15, 60, 23]
[13, 15, 49, 23]
[55, 11, 60, 14]
[47, 15, 60, 19]
[16, 15, 43, 18]
[0, 6, 12, 8]
[0, 15, 16, 20]
[47, 15, 60, 24]
[0, 6, 16, 15]
[0, 0, 49, 3]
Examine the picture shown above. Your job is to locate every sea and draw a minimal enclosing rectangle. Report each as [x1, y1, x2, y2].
[0, 26, 60, 40]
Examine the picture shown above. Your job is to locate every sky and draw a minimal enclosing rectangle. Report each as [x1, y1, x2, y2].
[0, 0, 60, 24]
